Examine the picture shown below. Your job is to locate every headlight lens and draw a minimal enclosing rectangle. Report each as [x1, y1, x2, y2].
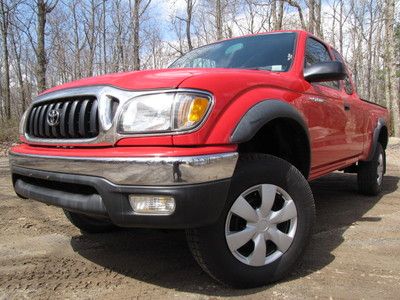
[118, 92, 212, 133]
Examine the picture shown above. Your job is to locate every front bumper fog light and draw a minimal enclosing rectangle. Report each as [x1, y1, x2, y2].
[129, 195, 175, 215]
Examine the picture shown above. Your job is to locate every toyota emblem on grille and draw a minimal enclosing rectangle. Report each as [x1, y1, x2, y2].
[47, 109, 60, 126]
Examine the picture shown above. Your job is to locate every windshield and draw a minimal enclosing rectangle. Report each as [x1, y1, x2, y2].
[169, 32, 296, 72]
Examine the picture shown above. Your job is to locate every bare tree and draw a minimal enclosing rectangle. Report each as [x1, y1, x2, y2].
[169, 14, 185, 55]
[284, 0, 306, 29]
[271, 0, 277, 29]
[384, 0, 400, 136]
[316, 0, 322, 36]
[131, 0, 151, 70]
[9, 21, 26, 112]
[327, 0, 351, 54]
[362, 0, 379, 100]
[173, 0, 195, 52]
[82, 0, 101, 77]
[185, 0, 194, 50]
[276, 0, 284, 30]
[215, 0, 223, 40]
[132, 0, 140, 69]
[110, 0, 127, 72]
[0, 0, 12, 119]
[308, 0, 315, 33]
[36, 0, 58, 92]
[233, 0, 272, 34]
[71, 0, 85, 79]
[101, 0, 107, 74]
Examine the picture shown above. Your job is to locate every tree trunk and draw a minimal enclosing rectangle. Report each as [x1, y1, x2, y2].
[132, 0, 140, 70]
[284, 1, 306, 29]
[102, 0, 107, 74]
[0, 0, 11, 119]
[87, 0, 96, 77]
[10, 29, 26, 113]
[271, 0, 277, 30]
[215, 0, 223, 40]
[366, 17, 373, 101]
[72, 0, 82, 80]
[308, 0, 315, 34]
[339, 0, 343, 54]
[115, 0, 125, 71]
[36, 0, 47, 92]
[315, 0, 322, 37]
[277, 0, 284, 30]
[385, 0, 400, 136]
[186, 0, 193, 50]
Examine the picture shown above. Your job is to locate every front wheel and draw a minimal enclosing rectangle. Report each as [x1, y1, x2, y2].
[186, 154, 315, 288]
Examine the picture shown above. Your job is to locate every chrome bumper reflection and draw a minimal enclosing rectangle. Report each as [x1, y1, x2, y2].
[9, 152, 238, 186]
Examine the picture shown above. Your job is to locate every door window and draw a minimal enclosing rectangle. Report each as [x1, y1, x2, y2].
[304, 38, 340, 90]
[333, 49, 354, 95]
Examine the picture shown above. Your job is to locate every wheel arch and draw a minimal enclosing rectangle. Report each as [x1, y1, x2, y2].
[367, 118, 388, 161]
[230, 100, 311, 179]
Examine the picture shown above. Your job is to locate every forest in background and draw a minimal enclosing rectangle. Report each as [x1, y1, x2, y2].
[0, 0, 399, 142]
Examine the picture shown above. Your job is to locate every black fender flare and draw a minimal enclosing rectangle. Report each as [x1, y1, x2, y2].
[230, 100, 310, 143]
[230, 100, 311, 177]
[366, 118, 387, 161]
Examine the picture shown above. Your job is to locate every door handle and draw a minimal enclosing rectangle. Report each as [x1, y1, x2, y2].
[344, 103, 351, 111]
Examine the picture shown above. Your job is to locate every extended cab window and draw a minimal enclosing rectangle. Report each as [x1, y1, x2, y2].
[170, 33, 296, 72]
[333, 49, 354, 95]
[304, 38, 340, 89]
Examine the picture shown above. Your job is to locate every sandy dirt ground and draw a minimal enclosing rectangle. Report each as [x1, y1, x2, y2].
[0, 143, 399, 299]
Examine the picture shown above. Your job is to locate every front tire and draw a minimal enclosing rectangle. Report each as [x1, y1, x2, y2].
[186, 153, 315, 288]
[63, 210, 117, 234]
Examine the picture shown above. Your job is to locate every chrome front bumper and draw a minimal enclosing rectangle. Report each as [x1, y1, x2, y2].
[9, 152, 238, 186]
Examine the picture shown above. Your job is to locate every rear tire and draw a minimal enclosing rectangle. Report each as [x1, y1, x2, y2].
[357, 143, 385, 196]
[186, 153, 315, 288]
[63, 210, 117, 234]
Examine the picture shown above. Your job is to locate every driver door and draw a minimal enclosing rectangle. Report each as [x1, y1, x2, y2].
[300, 37, 348, 169]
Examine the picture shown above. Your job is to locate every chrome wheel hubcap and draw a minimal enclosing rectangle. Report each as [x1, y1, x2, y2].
[225, 184, 298, 267]
[377, 153, 384, 185]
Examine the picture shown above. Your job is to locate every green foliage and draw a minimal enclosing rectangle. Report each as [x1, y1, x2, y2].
[0, 119, 20, 144]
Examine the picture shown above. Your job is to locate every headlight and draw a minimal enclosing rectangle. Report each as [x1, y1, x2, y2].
[19, 110, 28, 136]
[118, 92, 212, 134]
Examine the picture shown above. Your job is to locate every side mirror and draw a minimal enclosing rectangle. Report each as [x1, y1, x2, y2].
[304, 61, 346, 82]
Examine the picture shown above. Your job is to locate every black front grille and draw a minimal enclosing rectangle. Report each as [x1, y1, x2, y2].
[26, 96, 99, 139]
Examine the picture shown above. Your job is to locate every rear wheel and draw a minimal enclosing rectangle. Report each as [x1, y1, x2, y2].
[358, 143, 385, 196]
[63, 210, 117, 234]
[186, 153, 315, 288]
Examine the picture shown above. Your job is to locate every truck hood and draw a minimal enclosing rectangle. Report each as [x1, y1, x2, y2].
[41, 68, 303, 97]
[41, 69, 205, 95]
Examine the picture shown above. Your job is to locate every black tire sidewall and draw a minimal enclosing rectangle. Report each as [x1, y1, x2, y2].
[358, 143, 385, 195]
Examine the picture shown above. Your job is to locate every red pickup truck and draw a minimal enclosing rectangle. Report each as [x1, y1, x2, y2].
[10, 30, 388, 288]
